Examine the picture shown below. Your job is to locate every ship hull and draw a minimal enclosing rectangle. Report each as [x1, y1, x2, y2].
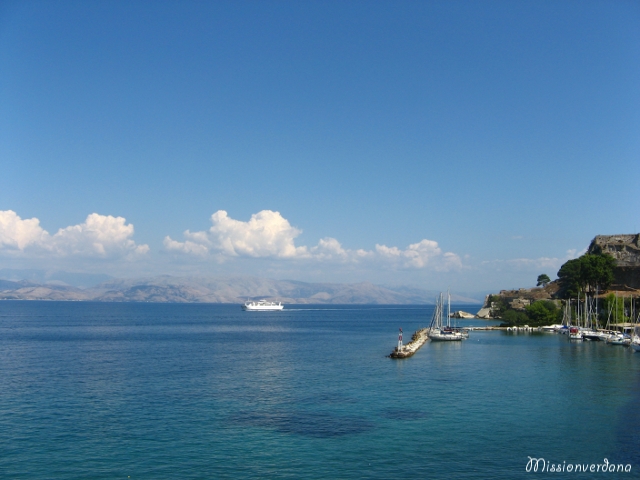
[242, 302, 284, 311]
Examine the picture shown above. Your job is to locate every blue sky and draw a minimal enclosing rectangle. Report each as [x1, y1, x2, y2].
[1, 0, 639, 294]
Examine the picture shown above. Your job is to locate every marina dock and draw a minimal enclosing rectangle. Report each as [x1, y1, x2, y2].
[387, 323, 629, 360]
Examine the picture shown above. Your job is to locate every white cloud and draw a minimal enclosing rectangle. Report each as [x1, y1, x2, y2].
[165, 210, 308, 259]
[0, 210, 48, 250]
[309, 237, 350, 261]
[51, 213, 149, 257]
[165, 210, 462, 271]
[0, 210, 148, 259]
[375, 238, 461, 270]
[163, 236, 209, 256]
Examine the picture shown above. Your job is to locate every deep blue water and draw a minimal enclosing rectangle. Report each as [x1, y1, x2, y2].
[0, 302, 639, 479]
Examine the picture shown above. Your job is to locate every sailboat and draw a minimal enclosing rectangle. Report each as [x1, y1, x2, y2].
[568, 296, 583, 341]
[631, 301, 640, 352]
[582, 292, 604, 341]
[428, 292, 468, 341]
[631, 325, 640, 352]
[605, 294, 632, 346]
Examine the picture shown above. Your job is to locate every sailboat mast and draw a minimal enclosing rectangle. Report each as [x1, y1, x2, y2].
[593, 285, 598, 330]
[584, 293, 587, 329]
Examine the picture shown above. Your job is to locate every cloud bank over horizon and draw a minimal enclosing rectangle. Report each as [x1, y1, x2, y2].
[163, 210, 463, 272]
[0, 208, 580, 290]
[0, 210, 149, 259]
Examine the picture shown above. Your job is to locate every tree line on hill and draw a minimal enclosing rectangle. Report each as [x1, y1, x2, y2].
[498, 251, 620, 327]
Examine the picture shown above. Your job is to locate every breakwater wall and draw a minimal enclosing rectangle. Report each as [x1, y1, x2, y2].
[389, 327, 429, 358]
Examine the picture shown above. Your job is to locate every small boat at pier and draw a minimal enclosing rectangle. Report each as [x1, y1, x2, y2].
[428, 292, 468, 342]
[569, 327, 583, 341]
[631, 324, 640, 352]
[605, 332, 631, 346]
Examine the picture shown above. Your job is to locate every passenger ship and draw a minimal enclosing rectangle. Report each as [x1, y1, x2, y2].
[241, 300, 284, 311]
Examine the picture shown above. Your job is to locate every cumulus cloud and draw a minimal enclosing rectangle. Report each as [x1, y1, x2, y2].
[0, 210, 48, 250]
[165, 210, 462, 271]
[0, 210, 148, 259]
[51, 213, 149, 257]
[163, 236, 209, 256]
[165, 210, 308, 259]
[309, 237, 350, 261]
[375, 239, 462, 270]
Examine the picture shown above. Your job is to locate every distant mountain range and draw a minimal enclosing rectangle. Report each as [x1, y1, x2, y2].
[0, 273, 482, 305]
[0, 268, 113, 288]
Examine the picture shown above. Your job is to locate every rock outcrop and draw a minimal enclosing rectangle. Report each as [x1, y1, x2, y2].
[588, 234, 640, 290]
[476, 283, 560, 318]
[450, 310, 475, 319]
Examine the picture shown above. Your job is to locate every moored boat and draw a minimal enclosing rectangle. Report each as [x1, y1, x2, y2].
[605, 333, 631, 346]
[569, 327, 583, 341]
[542, 324, 563, 332]
[428, 292, 467, 342]
[631, 324, 640, 352]
[582, 329, 602, 341]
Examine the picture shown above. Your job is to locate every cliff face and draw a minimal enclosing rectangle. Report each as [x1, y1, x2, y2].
[588, 234, 640, 289]
[588, 234, 640, 266]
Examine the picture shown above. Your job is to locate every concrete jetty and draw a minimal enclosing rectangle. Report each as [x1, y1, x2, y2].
[389, 327, 429, 358]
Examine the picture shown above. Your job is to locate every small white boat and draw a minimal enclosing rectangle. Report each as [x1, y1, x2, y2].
[569, 327, 583, 341]
[606, 333, 631, 346]
[542, 324, 563, 332]
[582, 329, 602, 341]
[430, 327, 466, 341]
[631, 326, 640, 352]
[242, 300, 284, 311]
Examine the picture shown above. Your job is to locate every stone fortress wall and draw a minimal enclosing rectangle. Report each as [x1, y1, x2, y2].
[588, 234, 640, 289]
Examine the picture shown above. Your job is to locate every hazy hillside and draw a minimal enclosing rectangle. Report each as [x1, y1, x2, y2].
[0, 275, 483, 305]
[0, 269, 113, 288]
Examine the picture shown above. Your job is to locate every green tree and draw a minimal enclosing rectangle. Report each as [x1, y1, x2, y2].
[525, 301, 561, 326]
[557, 253, 615, 298]
[499, 309, 530, 327]
[581, 254, 615, 293]
[557, 258, 583, 297]
[536, 274, 551, 287]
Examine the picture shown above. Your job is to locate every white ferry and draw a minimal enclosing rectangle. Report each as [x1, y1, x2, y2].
[241, 300, 284, 311]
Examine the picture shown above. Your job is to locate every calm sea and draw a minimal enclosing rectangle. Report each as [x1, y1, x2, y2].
[0, 302, 638, 479]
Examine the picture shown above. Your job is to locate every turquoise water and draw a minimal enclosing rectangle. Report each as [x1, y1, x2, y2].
[0, 302, 638, 479]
